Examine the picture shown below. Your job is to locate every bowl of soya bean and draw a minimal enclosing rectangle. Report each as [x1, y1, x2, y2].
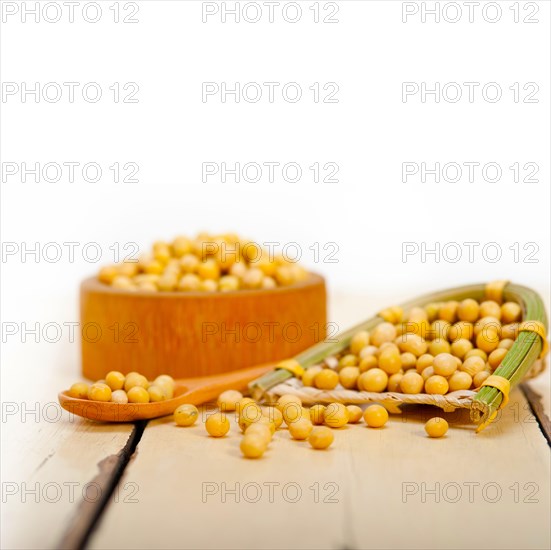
[80, 233, 327, 381]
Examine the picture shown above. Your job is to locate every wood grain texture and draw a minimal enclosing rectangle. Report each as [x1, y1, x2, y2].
[0, 367, 135, 550]
[58, 422, 146, 550]
[521, 382, 551, 446]
[81, 274, 326, 381]
[87, 388, 551, 550]
[4, 290, 549, 550]
[86, 290, 551, 550]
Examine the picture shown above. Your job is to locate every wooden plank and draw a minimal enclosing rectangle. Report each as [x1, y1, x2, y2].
[521, 381, 551, 446]
[88, 391, 550, 550]
[88, 292, 550, 550]
[57, 421, 146, 549]
[0, 365, 135, 550]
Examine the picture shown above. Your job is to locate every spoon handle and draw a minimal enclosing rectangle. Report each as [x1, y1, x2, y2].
[179, 364, 274, 405]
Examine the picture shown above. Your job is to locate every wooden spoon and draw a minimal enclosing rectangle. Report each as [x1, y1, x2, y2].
[58, 364, 273, 422]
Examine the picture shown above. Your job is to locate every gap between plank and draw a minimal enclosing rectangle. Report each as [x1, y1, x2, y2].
[57, 420, 148, 550]
[520, 382, 551, 447]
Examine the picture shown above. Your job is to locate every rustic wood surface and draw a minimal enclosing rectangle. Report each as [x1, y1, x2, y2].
[0, 366, 135, 549]
[2, 290, 550, 550]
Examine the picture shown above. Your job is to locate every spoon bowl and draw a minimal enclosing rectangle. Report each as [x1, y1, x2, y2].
[58, 363, 273, 422]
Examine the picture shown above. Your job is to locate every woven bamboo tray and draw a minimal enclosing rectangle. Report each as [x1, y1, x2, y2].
[253, 282, 548, 428]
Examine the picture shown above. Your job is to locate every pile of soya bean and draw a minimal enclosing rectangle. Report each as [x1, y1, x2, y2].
[68, 371, 176, 404]
[174, 390, 450, 458]
[302, 298, 522, 397]
[97, 233, 308, 292]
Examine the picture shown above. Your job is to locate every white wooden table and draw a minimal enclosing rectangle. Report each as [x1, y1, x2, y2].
[2, 291, 550, 550]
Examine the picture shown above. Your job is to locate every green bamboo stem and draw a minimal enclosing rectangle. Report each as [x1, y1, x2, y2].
[470, 284, 548, 424]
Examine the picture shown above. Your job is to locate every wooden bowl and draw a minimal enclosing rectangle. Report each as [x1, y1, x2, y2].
[80, 274, 326, 381]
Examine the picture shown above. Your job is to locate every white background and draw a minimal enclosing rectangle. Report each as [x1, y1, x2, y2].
[1, 0, 550, 372]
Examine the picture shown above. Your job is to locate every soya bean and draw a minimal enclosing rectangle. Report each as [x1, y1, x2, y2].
[448, 371, 473, 392]
[424, 375, 449, 395]
[457, 299, 480, 323]
[473, 370, 491, 388]
[416, 354, 434, 374]
[358, 369, 388, 392]
[240, 434, 267, 458]
[105, 371, 125, 391]
[450, 339, 473, 360]
[310, 404, 326, 425]
[338, 354, 359, 369]
[363, 405, 388, 428]
[262, 407, 283, 429]
[479, 300, 502, 320]
[245, 423, 272, 445]
[350, 331, 370, 355]
[124, 372, 149, 392]
[302, 366, 323, 387]
[127, 386, 149, 403]
[398, 334, 428, 357]
[174, 404, 199, 426]
[276, 394, 302, 413]
[68, 382, 89, 399]
[429, 339, 451, 356]
[323, 403, 349, 428]
[400, 352, 417, 370]
[205, 412, 230, 437]
[488, 348, 508, 369]
[461, 356, 486, 377]
[88, 383, 112, 402]
[399, 372, 424, 394]
[308, 426, 334, 449]
[378, 348, 402, 375]
[425, 417, 448, 438]
[289, 418, 314, 440]
[432, 353, 457, 377]
[217, 390, 243, 412]
[147, 385, 167, 402]
[438, 301, 459, 323]
[448, 321, 473, 342]
[359, 355, 378, 372]
[371, 322, 397, 347]
[501, 302, 522, 324]
[339, 367, 360, 389]
[387, 373, 404, 392]
[346, 405, 363, 423]
[314, 369, 339, 390]
[111, 390, 129, 404]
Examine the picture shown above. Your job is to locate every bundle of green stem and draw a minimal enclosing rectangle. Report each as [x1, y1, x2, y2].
[248, 282, 548, 429]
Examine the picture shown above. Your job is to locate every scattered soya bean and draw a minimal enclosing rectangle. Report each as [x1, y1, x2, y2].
[425, 417, 449, 438]
[174, 404, 199, 426]
[240, 434, 267, 458]
[217, 389, 243, 412]
[346, 405, 363, 424]
[205, 412, 230, 437]
[323, 403, 349, 428]
[308, 426, 334, 450]
[289, 418, 314, 440]
[363, 405, 388, 428]
[310, 404, 326, 425]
